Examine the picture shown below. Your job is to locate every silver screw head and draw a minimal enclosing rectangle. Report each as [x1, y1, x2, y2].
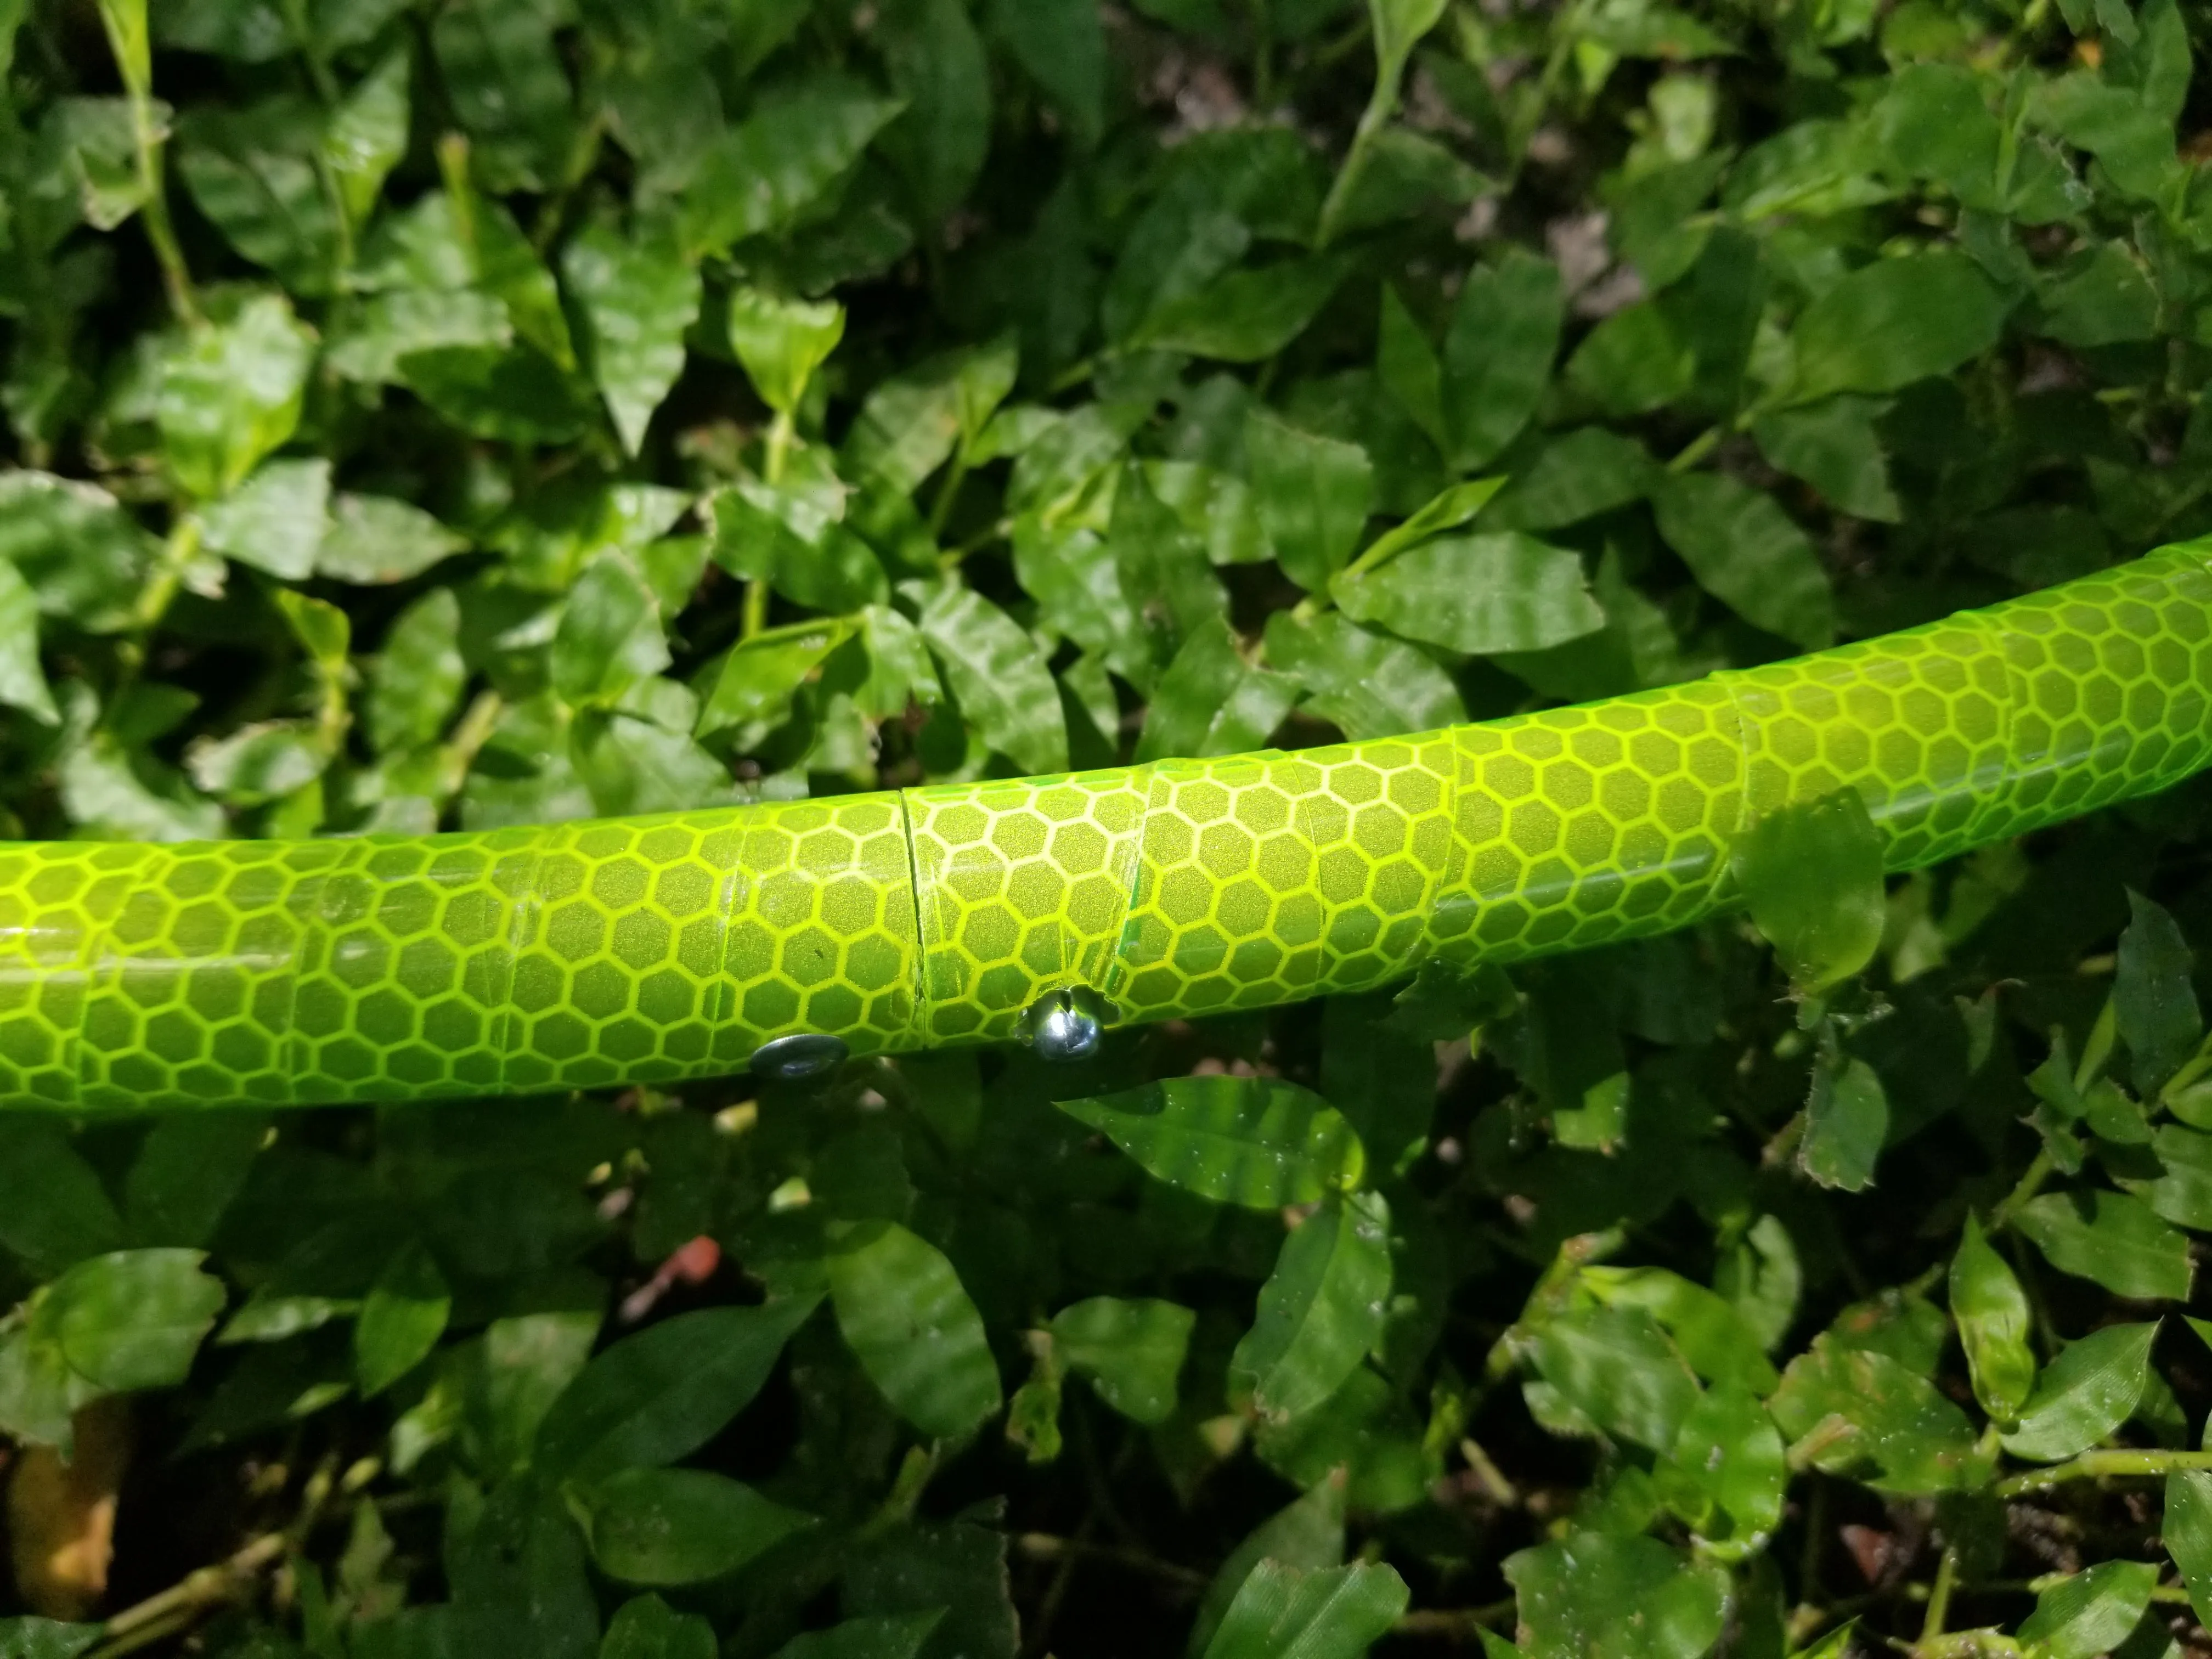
[1023, 987, 1108, 1063]
[751, 1032, 848, 1082]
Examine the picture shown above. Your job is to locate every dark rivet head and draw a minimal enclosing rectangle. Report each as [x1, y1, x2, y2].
[1023, 987, 1108, 1064]
[751, 1032, 848, 1082]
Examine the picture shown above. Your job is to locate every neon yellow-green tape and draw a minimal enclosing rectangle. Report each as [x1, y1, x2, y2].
[5, 540, 2210, 1110]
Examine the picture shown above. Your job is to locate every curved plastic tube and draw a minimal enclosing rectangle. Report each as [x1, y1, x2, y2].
[5, 540, 2212, 1111]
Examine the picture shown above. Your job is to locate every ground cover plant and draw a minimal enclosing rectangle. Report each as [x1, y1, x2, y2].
[4, 0, 2212, 1653]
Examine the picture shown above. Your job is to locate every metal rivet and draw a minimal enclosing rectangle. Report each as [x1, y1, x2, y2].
[1023, 987, 1107, 1064]
[751, 1032, 848, 1082]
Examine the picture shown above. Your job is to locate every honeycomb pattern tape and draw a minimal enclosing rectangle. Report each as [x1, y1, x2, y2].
[6, 539, 2212, 1110]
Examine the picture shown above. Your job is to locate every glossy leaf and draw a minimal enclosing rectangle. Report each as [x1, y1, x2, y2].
[53, 1249, 226, 1392]
[1442, 249, 1565, 472]
[1197, 1559, 1408, 1659]
[1503, 1533, 1726, 1659]
[1245, 410, 1374, 591]
[563, 225, 702, 456]
[2166, 1469, 2212, 1634]
[2015, 1189, 2193, 1302]
[2015, 1561, 2158, 1659]
[1056, 1076, 1368, 1209]
[1655, 472, 1834, 649]
[727, 289, 845, 417]
[1950, 1215, 2034, 1426]
[159, 292, 315, 499]
[1333, 532, 1604, 655]
[355, 1240, 450, 1398]
[828, 1222, 1002, 1439]
[681, 82, 906, 259]
[905, 578, 1068, 775]
[1134, 614, 1297, 763]
[1786, 250, 2008, 404]
[1050, 1297, 1193, 1425]
[601, 1596, 715, 1659]
[1263, 610, 1464, 739]
[1735, 789, 1886, 994]
[1232, 1191, 1393, 1424]
[574, 1467, 815, 1587]
[536, 1297, 821, 1486]
[2116, 888, 2201, 1098]
[2000, 1322, 2158, 1463]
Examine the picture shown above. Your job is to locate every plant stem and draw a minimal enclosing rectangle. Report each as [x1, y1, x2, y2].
[742, 410, 798, 641]
[94, 0, 196, 326]
[85, 1532, 287, 1659]
[1919, 1545, 1959, 1645]
[1986, 1149, 2052, 1234]
[1993, 1448, 2212, 1499]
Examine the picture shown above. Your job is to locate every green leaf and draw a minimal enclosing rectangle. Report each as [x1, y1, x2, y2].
[904, 578, 1068, 775]
[2038, 243, 2160, 348]
[875, 0, 990, 224]
[176, 98, 340, 294]
[1668, 1384, 1785, 1552]
[1526, 1305, 1700, 1452]
[1198, 1560, 1409, 1659]
[2000, 1321, 2158, 1463]
[728, 289, 846, 417]
[0, 1124, 125, 1273]
[1187, 1479, 1346, 1659]
[2116, 889, 2201, 1098]
[1136, 255, 1352, 363]
[1134, 614, 1297, 763]
[1655, 472, 1833, 649]
[1565, 303, 1696, 419]
[1231, 1190, 1393, 1424]
[574, 1468, 814, 1587]
[1503, 1533, 1727, 1659]
[0, 472, 157, 633]
[1049, 1297, 1194, 1425]
[601, 1596, 715, 1659]
[121, 1113, 266, 1251]
[1442, 249, 1565, 472]
[1055, 1076, 1368, 1209]
[828, 1222, 1002, 1439]
[770, 1615, 945, 1659]
[199, 456, 330, 580]
[1751, 396, 1900, 523]
[535, 1297, 821, 1486]
[324, 45, 409, 230]
[2121, 1124, 2212, 1230]
[681, 81, 906, 259]
[563, 225, 702, 457]
[317, 495, 466, 588]
[1786, 250, 2008, 404]
[431, 0, 575, 193]
[694, 619, 855, 746]
[2016, 1561, 2159, 1659]
[1480, 428, 1661, 533]
[1263, 611, 1464, 739]
[448, 1480, 599, 1659]
[0, 1622, 101, 1659]
[399, 345, 599, 444]
[845, 337, 1019, 496]
[551, 552, 670, 708]
[1734, 788, 1884, 999]
[1769, 1336, 1987, 1494]
[2166, 1469, 2212, 1634]
[1950, 1215, 2035, 1426]
[53, 1248, 227, 1392]
[355, 1240, 450, 1398]
[1245, 410, 1374, 591]
[2015, 1189, 2194, 1302]
[0, 560, 57, 725]
[370, 587, 466, 756]
[1332, 532, 1604, 656]
[987, 0, 1104, 145]
[159, 292, 316, 499]
[1800, 1052, 1888, 1193]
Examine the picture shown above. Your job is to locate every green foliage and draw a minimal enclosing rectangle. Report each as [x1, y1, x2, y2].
[9, 0, 2212, 1652]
